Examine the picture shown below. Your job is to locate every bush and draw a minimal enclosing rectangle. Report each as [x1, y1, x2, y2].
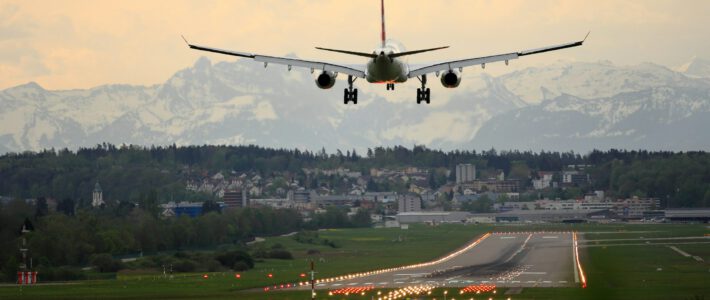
[90, 253, 125, 273]
[40, 267, 87, 281]
[216, 250, 254, 269]
[206, 259, 222, 272]
[173, 259, 196, 272]
[267, 249, 293, 260]
[322, 239, 341, 248]
[294, 231, 319, 244]
[306, 249, 321, 255]
[232, 261, 250, 271]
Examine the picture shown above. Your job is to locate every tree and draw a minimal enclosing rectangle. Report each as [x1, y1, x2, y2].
[350, 209, 372, 227]
[35, 197, 48, 218]
[201, 200, 221, 215]
[57, 198, 75, 216]
[89, 253, 124, 272]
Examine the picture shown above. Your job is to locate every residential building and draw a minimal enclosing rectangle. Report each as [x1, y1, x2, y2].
[562, 171, 590, 185]
[397, 194, 422, 213]
[468, 179, 519, 193]
[455, 164, 476, 184]
[532, 172, 555, 190]
[223, 189, 249, 208]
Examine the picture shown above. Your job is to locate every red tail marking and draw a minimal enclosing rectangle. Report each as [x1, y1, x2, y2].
[380, 0, 386, 47]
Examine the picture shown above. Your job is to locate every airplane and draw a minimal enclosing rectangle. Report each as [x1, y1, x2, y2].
[183, 0, 588, 105]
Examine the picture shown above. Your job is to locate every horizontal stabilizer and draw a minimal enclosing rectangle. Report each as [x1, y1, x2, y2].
[389, 46, 449, 58]
[315, 47, 377, 58]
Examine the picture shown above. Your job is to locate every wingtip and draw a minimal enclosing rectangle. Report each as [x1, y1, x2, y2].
[582, 31, 591, 43]
[181, 35, 190, 46]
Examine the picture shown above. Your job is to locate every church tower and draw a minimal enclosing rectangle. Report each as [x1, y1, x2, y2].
[92, 182, 104, 207]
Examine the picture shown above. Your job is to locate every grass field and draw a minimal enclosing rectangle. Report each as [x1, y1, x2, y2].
[1, 223, 708, 299]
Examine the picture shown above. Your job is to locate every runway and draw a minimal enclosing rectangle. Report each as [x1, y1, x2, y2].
[307, 232, 578, 290]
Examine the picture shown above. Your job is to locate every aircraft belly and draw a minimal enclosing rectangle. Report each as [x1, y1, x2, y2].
[366, 60, 407, 83]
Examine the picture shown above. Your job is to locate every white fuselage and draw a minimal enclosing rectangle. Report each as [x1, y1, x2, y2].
[365, 45, 409, 83]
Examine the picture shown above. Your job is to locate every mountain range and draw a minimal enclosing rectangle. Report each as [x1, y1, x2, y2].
[1, 56, 709, 154]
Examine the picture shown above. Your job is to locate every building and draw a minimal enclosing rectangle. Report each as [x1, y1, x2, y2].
[613, 197, 661, 218]
[397, 194, 421, 213]
[396, 211, 470, 224]
[363, 192, 397, 203]
[533, 172, 555, 190]
[92, 182, 104, 207]
[314, 195, 361, 207]
[455, 164, 476, 184]
[562, 171, 590, 185]
[466, 180, 519, 193]
[664, 209, 710, 223]
[288, 189, 312, 202]
[223, 189, 249, 208]
[160, 201, 226, 218]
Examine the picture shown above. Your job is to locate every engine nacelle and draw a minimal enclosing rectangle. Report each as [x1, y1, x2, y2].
[440, 70, 462, 88]
[315, 71, 337, 89]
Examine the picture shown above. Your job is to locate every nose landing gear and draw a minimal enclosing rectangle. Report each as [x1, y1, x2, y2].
[386, 83, 395, 90]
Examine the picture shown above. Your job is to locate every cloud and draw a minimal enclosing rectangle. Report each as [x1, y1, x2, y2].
[0, 0, 708, 90]
[380, 111, 476, 145]
[252, 101, 278, 121]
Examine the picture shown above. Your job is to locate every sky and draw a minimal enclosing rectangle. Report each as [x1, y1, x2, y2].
[1, 0, 708, 90]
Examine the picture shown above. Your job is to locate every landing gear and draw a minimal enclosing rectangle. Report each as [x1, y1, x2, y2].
[386, 83, 395, 90]
[344, 75, 358, 104]
[416, 75, 430, 104]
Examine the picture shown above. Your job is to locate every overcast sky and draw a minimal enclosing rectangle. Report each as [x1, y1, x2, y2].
[1, 0, 708, 90]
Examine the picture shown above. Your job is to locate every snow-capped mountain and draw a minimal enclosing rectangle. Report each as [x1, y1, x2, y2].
[1, 57, 709, 154]
[471, 85, 710, 152]
[676, 56, 710, 79]
[0, 56, 523, 154]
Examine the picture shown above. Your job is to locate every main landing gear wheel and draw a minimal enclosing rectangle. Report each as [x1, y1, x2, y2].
[416, 75, 431, 104]
[386, 83, 395, 90]
[343, 75, 358, 104]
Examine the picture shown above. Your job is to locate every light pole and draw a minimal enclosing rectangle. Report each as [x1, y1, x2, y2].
[444, 290, 448, 300]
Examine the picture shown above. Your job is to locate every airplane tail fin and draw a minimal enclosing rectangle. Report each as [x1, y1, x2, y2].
[381, 0, 386, 48]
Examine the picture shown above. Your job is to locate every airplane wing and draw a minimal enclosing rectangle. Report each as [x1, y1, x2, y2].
[182, 36, 366, 78]
[408, 33, 589, 78]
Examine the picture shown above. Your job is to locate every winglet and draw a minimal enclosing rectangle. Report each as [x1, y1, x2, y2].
[181, 35, 190, 46]
[582, 31, 591, 43]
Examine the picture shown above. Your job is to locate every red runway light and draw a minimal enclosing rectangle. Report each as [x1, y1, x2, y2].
[300, 273, 306, 277]
[202, 274, 209, 279]
[268, 273, 273, 278]
[235, 274, 241, 278]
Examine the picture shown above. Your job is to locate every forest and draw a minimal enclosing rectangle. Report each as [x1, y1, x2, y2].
[1, 144, 709, 207]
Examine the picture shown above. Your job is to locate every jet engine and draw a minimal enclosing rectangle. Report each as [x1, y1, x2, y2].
[440, 70, 461, 88]
[315, 71, 337, 89]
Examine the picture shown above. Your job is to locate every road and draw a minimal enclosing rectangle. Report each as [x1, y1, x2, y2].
[307, 232, 577, 290]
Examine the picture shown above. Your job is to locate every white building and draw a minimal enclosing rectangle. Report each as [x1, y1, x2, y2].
[455, 164, 476, 184]
[533, 172, 555, 190]
[92, 182, 104, 207]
